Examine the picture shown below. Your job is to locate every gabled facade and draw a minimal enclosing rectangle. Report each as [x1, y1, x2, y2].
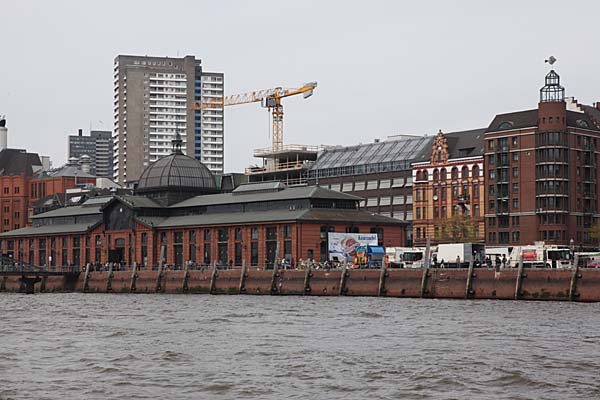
[412, 129, 485, 245]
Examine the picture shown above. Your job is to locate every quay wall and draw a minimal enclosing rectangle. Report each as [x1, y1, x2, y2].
[2, 267, 600, 302]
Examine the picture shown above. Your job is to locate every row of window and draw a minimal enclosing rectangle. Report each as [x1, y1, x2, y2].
[413, 225, 482, 241]
[416, 165, 481, 182]
[487, 231, 520, 244]
[415, 204, 481, 219]
[488, 198, 519, 212]
[488, 136, 519, 150]
[416, 184, 480, 201]
[328, 177, 412, 192]
[361, 196, 413, 207]
[2, 187, 20, 194]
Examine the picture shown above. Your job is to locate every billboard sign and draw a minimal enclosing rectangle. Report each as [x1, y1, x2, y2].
[328, 233, 378, 262]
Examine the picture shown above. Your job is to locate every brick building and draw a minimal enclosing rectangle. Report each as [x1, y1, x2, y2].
[0, 148, 44, 232]
[0, 139, 405, 267]
[484, 67, 600, 248]
[412, 129, 485, 246]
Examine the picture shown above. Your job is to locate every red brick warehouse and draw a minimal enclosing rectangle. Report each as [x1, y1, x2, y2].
[0, 138, 405, 268]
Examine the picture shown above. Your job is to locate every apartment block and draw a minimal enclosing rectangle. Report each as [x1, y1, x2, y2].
[112, 55, 224, 185]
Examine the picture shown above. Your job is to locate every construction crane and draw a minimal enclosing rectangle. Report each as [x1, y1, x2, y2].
[194, 82, 317, 152]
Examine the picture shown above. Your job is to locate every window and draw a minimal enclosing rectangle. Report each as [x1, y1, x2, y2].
[203, 229, 211, 265]
[354, 181, 366, 191]
[512, 152, 519, 161]
[489, 170, 496, 180]
[379, 179, 391, 189]
[366, 180, 378, 190]
[341, 182, 353, 192]
[473, 183, 479, 197]
[473, 204, 480, 217]
[488, 140, 495, 150]
[512, 183, 519, 193]
[379, 196, 391, 206]
[513, 198, 519, 209]
[434, 206, 439, 218]
[392, 196, 404, 205]
[366, 198, 378, 207]
[217, 229, 229, 266]
[512, 167, 519, 178]
[416, 207, 421, 219]
[451, 167, 458, 180]
[189, 231, 196, 263]
[461, 166, 469, 179]
[512, 137, 518, 146]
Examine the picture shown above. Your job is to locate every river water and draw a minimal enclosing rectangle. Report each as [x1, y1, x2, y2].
[1, 294, 599, 400]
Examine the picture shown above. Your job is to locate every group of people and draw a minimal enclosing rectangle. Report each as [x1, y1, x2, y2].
[428, 254, 509, 269]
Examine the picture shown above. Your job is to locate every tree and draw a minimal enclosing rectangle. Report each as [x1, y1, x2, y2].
[435, 214, 478, 243]
[589, 219, 600, 248]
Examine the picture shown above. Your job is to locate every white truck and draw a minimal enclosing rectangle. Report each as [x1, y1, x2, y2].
[509, 242, 573, 269]
[386, 247, 425, 268]
[436, 243, 485, 267]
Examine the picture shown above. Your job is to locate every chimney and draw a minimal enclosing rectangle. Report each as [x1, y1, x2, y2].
[596, 102, 600, 110]
[0, 116, 6, 151]
[78, 129, 83, 136]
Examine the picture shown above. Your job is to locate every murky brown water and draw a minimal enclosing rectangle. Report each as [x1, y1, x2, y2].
[1, 294, 599, 399]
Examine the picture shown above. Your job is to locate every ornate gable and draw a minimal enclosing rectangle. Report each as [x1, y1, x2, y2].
[430, 130, 449, 165]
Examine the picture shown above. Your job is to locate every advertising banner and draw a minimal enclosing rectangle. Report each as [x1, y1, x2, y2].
[328, 233, 378, 262]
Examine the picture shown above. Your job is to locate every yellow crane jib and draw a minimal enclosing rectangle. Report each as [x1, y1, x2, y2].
[194, 82, 317, 152]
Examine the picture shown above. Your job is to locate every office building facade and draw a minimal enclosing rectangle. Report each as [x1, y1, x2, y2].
[113, 55, 224, 185]
[306, 135, 434, 246]
[68, 129, 113, 178]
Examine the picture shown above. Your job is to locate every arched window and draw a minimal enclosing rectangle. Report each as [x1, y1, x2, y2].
[472, 165, 480, 178]
[423, 170, 429, 181]
[461, 166, 469, 179]
[433, 169, 439, 182]
[440, 168, 447, 181]
[451, 167, 459, 180]
[416, 170, 423, 181]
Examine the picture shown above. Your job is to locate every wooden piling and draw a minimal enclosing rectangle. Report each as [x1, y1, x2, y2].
[515, 256, 524, 300]
[303, 266, 312, 294]
[130, 263, 138, 292]
[339, 267, 348, 296]
[377, 267, 387, 297]
[238, 264, 247, 294]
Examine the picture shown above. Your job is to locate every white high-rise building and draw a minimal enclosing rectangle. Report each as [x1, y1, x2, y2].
[113, 55, 224, 185]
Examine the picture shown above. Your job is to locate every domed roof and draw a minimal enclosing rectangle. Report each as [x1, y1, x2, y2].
[136, 153, 217, 193]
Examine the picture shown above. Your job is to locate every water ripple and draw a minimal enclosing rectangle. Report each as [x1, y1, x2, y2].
[1, 294, 599, 399]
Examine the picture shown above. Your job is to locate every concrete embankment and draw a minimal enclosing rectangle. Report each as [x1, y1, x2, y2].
[2, 267, 600, 302]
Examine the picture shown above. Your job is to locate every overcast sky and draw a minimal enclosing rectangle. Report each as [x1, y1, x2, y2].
[2, 0, 600, 172]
